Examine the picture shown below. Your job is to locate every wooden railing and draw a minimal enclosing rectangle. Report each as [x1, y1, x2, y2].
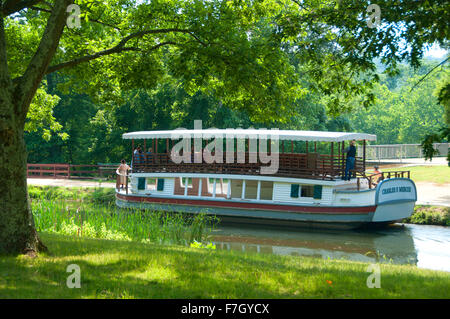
[355, 170, 411, 190]
[131, 152, 365, 180]
[27, 163, 118, 179]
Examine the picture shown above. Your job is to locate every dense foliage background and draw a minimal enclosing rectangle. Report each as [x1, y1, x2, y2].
[25, 57, 448, 164]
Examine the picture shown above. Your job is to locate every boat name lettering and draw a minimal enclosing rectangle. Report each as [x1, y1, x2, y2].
[382, 186, 411, 195]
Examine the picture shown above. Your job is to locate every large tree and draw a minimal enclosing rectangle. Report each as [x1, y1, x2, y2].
[0, 0, 448, 254]
[0, 0, 303, 254]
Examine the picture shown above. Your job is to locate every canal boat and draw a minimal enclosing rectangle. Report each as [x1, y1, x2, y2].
[115, 129, 417, 229]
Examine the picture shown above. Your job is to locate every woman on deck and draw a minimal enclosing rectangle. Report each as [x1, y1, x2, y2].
[116, 159, 131, 190]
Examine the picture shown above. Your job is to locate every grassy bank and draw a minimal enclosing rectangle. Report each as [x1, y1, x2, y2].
[403, 205, 450, 226]
[28, 185, 116, 205]
[1, 232, 449, 299]
[382, 165, 450, 184]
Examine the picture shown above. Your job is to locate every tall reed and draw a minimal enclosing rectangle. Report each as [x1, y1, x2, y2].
[32, 199, 219, 245]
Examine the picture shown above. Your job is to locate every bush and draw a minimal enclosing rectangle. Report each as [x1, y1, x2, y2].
[403, 206, 450, 226]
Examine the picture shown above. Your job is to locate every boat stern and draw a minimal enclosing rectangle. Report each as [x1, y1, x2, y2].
[372, 178, 417, 222]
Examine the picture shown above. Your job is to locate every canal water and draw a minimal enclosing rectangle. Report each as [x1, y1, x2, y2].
[211, 223, 450, 272]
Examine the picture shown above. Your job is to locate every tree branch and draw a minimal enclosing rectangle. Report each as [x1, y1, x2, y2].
[29, 5, 122, 31]
[410, 56, 450, 92]
[2, 0, 42, 16]
[45, 41, 177, 75]
[14, 0, 72, 122]
[115, 28, 204, 48]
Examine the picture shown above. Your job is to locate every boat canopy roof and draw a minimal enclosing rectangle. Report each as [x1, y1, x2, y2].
[123, 129, 376, 142]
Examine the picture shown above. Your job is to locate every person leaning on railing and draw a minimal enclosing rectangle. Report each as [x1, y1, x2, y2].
[116, 159, 130, 190]
[372, 165, 383, 186]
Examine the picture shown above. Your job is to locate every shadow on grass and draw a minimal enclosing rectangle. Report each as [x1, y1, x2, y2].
[0, 233, 449, 299]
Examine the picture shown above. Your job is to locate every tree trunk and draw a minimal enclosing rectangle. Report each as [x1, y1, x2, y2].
[0, 99, 46, 254]
[0, 1, 71, 255]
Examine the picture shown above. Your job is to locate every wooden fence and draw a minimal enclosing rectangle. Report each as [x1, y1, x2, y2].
[27, 163, 119, 179]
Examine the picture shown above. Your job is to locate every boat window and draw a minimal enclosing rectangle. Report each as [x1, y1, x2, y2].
[245, 180, 258, 199]
[313, 185, 322, 199]
[181, 177, 193, 188]
[301, 185, 314, 198]
[290, 184, 300, 198]
[146, 178, 156, 190]
[260, 181, 273, 200]
[230, 179, 243, 199]
[213, 179, 229, 198]
[157, 179, 165, 191]
[138, 177, 146, 190]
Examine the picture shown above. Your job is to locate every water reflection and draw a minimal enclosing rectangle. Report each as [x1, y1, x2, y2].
[211, 223, 450, 272]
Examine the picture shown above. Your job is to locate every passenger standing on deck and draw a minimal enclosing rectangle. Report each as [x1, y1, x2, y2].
[147, 147, 153, 164]
[343, 140, 357, 181]
[132, 145, 141, 168]
[116, 159, 130, 190]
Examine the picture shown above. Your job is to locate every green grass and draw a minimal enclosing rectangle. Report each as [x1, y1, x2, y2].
[12, 186, 447, 299]
[0, 232, 449, 299]
[28, 185, 116, 205]
[382, 165, 450, 184]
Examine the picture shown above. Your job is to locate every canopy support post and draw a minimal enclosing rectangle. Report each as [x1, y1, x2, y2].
[331, 142, 334, 178]
[363, 139, 366, 172]
[341, 141, 345, 178]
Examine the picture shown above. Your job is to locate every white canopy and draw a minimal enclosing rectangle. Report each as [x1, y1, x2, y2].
[123, 129, 376, 142]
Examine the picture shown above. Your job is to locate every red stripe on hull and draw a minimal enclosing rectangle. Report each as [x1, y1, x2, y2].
[116, 193, 376, 215]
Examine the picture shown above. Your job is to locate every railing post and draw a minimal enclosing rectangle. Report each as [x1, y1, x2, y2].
[363, 139, 366, 173]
